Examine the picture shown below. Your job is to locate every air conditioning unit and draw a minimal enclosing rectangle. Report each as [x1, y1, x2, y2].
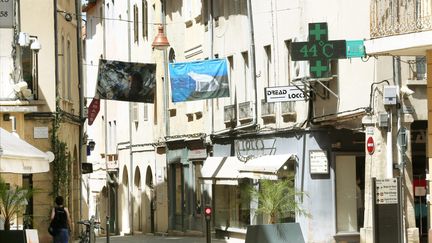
[239, 101, 253, 123]
[224, 104, 236, 124]
[261, 99, 275, 119]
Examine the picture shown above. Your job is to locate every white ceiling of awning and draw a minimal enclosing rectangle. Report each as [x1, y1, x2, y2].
[200, 156, 244, 185]
[0, 128, 53, 174]
[239, 154, 296, 180]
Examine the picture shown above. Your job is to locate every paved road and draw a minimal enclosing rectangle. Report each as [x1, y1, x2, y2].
[95, 234, 245, 243]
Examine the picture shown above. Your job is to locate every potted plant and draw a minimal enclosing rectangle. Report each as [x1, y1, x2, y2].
[243, 177, 308, 243]
[0, 177, 34, 242]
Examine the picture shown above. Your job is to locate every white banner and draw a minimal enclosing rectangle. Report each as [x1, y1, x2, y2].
[264, 86, 306, 103]
[0, 0, 13, 28]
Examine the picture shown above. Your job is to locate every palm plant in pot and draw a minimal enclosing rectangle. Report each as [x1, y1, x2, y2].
[0, 177, 34, 230]
[245, 177, 308, 224]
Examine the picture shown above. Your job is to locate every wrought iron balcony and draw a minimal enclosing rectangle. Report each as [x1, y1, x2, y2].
[370, 0, 432, 38]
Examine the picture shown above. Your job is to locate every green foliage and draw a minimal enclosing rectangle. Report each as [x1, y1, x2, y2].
[50, 106, 71, 200]
[245, 177, 308, 224]
[0, 177, 34, 230]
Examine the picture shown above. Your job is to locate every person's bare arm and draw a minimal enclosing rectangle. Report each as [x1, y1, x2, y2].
[50, 208, 55, 220]
[65, 207, 73, 231]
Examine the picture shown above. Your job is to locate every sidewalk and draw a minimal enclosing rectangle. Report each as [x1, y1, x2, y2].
[94, 234, 245, 243]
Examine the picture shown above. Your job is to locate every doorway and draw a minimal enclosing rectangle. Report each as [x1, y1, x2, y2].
[411, 121, 427, 243]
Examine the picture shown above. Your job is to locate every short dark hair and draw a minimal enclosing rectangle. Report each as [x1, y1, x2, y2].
[55, 196, 64, 206]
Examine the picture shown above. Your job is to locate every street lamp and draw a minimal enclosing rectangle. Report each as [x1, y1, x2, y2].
[152, 25, 170, 50]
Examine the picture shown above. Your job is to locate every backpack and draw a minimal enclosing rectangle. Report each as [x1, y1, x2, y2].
[48, 219, 57, 236]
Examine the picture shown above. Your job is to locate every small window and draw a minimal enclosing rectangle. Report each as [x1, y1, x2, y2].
[67, 40, 71, 100]
[227, 56, 234, 104]
[264, 45, 272, 87]
[21, 46, 34, 96]
[285, 40, 292, 85]
[415, 56, 426, 80]
[143, 103, 148, 121]
[142, 0, 148, 39]
[134, 5, 139, 43]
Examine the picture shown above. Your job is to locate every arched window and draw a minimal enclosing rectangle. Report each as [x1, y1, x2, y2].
[168, 48, 176, 63]
[67, 39, 71, 100]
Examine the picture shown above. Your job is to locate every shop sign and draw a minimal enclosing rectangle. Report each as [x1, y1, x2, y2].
[189, 148, 207, 160]
[235, 138, 276, 161]
[264, 86, 306, 102]
[0, 0, 13, 28]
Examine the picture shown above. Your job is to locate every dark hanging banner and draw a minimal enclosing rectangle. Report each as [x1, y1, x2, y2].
[95, 59, 156, 103]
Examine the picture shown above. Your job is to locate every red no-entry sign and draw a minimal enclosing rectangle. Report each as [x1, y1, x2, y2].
[367, 136, 375, 155]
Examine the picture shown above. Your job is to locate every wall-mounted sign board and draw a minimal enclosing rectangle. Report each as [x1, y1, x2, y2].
[309, 150, 328, 174]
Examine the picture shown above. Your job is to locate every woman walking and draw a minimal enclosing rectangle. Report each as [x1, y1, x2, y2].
[51, 196, 72, 243]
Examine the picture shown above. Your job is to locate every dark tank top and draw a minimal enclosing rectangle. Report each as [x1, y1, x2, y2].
[54, 207, 68, 229]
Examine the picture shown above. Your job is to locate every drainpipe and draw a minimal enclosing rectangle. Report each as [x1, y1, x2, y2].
[75, 0, 84, 222]
[210, 0, 258, 136]
[102, 1, 110, 241]
[246, 0, 258, 227]
[238, 0, 258, 131]
[127, 0, 134, 235]
[54, 0, 59, 102]
[394, 57, 406, 243]
[161, 0, 173, 230]
[209, 0, 214, 134]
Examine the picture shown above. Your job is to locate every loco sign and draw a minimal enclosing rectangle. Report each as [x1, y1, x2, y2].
[265, 86, 306, 103]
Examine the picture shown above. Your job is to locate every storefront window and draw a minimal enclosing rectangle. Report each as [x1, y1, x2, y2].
[214, 179, 250, 229]
[336, 155, 365, 232]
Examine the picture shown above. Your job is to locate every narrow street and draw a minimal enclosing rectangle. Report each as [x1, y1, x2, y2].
[95, 234, 245, 243]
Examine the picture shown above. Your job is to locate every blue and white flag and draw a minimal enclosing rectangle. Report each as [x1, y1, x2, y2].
[169, 59, 229, 102]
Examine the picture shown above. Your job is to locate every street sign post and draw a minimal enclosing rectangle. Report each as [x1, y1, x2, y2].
[291, 22, 346, 78]
[204, 206, 212, 243]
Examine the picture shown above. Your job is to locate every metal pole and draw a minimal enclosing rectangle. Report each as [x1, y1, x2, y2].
[105, 99, 110, 243]
[206, 218, 211, 243]
[127, 0, 134, 234]
[75, 0, 84, 223]
[386, 108, 393, 178]
[101, 1, 110, 241]
[246, 0, 258, 126]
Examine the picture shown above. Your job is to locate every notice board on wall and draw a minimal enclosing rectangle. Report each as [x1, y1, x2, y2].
[372, 177, 402, 243]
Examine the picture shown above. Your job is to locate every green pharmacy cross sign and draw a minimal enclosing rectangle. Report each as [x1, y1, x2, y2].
[292, 22, 346, 78]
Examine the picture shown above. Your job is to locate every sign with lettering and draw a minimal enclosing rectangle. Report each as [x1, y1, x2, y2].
[292, 22, 346, 78]
[235, 138, 276, 162]
[375, 178, 398, 204]
[264, 86, 306, 103]
[309, 150, 329, 174]
[0, 0, 13, 28]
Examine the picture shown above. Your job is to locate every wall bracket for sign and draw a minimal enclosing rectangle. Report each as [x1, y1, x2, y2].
[292, 75, 339, 100]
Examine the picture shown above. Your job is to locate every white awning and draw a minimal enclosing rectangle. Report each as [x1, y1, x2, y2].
[200, 156, 244, 185]
[0, 128, 53, 174]
[239, 154, 296, 180]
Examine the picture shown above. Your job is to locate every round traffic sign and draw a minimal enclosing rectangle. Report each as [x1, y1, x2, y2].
[204, 207, 212, 215]
[366, 136, 375, 155]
